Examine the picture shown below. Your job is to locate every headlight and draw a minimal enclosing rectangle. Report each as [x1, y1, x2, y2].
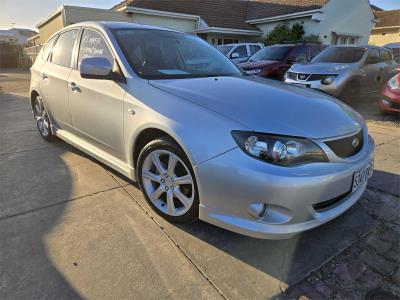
[321, 75, 337, 85]
[246, 68, 261, 75]
[387, 75, 400, 91]
[232, 131, 328, 166]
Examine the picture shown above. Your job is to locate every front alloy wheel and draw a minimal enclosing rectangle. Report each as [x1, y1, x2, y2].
[138, 138, 199, 222]
[33, 96, 53, 141]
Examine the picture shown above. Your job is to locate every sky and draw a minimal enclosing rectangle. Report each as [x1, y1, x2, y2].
[0, 0, 399, 31]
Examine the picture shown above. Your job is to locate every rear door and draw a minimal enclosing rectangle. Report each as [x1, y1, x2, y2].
[379, 48, 396, 83]
[39, 29, 79, 130]
[67, 28, 126, 159]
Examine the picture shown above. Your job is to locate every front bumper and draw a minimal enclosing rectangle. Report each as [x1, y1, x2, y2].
[379, 87, 400, 113]
[194, 131, 375, 239]
[284, 77, 346, 97]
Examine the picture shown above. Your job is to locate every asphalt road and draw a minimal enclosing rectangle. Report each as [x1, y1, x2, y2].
[1, 70, 399, 299]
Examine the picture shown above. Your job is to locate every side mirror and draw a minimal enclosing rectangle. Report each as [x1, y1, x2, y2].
[79, 57, 113, 80]
[231, 52, 240, 59]
[287, 56, 299, 63]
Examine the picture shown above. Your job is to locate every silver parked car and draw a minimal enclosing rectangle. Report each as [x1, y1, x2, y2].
[284, 45, 398, 101]
[217, 43, 264, 63]
[30, 22, 375, 239]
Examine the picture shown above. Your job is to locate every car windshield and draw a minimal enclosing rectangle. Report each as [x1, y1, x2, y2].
[312, 47, 366, 63]
[217, 45, 234, 55]
[247, 46, 292, 62]
[112, 29, 243, 79]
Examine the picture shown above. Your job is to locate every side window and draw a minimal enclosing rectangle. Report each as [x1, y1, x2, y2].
[78, 29, 113, 66]
[250, 45, 261, 56]
[50, 30, 78, 67]
[380, 49, 392, 62]
[231, 45, 247, 58]
[290, 46, 307, 62]
[42, 35, 58, 61]
[367, 48, 380, 64]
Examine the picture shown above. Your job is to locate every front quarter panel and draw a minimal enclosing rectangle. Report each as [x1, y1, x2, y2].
[123, 78, 246, 168]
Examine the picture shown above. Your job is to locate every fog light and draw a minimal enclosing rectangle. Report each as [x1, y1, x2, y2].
[248, 203, 267, 219]
[321, 76, 336, 85]
[382, 99, 390, 106]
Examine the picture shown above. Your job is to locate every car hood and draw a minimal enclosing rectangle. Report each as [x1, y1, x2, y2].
[149, 76, 363, 139]
[290, 62, 354, 74]
[239, 60, 279, 70]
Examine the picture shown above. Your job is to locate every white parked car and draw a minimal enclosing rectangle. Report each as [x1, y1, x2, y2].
[217, 43, 264, 63]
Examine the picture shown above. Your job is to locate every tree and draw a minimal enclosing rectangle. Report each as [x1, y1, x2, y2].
[262, 23, 311, 45]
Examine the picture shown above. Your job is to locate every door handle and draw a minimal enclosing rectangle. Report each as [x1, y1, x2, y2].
[41, 73, 48, 80]
[127, 108, 136, 115]
[68, 82, 81, 93]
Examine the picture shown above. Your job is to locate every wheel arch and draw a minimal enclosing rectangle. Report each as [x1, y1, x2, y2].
[131, 126, 192, 171]
[30, 90, 40, 109]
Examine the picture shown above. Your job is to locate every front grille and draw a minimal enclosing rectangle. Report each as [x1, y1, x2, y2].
[385, 98, 400, 110]
[313, 190, 351, 212]
[308, 74, 327, 81]
[325, 129, 364, 158]
[287, 73, 331, 81]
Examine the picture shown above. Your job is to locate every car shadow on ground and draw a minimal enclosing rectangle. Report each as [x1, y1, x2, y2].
[0, 93, 83, 299]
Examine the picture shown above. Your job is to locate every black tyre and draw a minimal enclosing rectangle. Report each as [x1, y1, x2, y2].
[32, 95, 54, 141]
[137, 137, 199, 223]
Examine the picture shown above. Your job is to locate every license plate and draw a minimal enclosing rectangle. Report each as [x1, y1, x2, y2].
[352, 161, 374, 192]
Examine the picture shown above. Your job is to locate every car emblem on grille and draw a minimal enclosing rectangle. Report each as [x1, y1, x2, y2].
[352, 138, 360, 148]
[298, 74, 306, 80]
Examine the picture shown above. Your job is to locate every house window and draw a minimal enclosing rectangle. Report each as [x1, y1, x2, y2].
[332, 33, 360, 45]
[215, 37, 240, 45]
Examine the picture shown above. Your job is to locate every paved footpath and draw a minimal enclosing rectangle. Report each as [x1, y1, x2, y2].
[0, 71, 399, 300]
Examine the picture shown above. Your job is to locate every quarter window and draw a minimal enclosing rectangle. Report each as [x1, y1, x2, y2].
[78, 29, 114, 66]
[42, 35, 58, 61]
[50, 30, 79, 68]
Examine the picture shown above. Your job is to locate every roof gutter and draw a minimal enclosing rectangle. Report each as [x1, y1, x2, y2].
[246, 9, 323, 24]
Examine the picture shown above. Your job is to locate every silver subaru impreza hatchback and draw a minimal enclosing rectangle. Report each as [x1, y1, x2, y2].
[30, 22, 375, 239]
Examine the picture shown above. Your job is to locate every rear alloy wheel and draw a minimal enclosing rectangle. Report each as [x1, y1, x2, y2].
[137, 138, 199, 223]
[33, 95, 54, 141]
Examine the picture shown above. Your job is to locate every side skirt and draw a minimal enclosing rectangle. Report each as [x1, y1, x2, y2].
[53, 126, 136, 181]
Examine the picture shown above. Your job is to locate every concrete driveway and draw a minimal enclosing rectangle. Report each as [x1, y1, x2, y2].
[1, 71, 399, 299]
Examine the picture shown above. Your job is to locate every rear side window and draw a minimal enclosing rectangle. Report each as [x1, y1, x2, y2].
[380, 49, 392, 62]
[249, 45, 261, 55]
[42, 35, 58, 61]
[232, 45, 247, 58]
[50, 29, 79, 68]
[78, 28, 114, 66]
[367, 48, 380, 63]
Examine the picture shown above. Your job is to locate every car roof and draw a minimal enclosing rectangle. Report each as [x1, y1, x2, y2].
[329, 45, 378, 50]
[63, 21, 178, 33]
[219, 43, 261, 46]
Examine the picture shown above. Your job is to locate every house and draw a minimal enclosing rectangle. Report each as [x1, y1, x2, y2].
[369, 9, 400, 46]
[112, 0, 375, 45]
[36, 0, 375, 46]
[0, 28, 37, 45]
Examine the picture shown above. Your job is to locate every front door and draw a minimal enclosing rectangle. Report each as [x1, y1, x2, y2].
[363, 48, 384, 94]
[68, 28, 126, 159]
